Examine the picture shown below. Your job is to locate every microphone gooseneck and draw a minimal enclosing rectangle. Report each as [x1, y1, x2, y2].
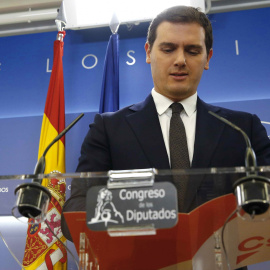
[208, 111, 257, 172]
[32, 113, 84, 184]
[43, 113, 84, 158]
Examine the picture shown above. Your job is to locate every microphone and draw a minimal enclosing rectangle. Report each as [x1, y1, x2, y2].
[13, 113, 84, 221]
[208, 111, 270, 217]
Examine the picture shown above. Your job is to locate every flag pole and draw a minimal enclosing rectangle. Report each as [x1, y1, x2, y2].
[55, 1, 67, 41]
[110, 12, 120, 34]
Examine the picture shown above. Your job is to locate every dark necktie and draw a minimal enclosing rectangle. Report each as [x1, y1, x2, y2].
[169, 102, 190, 211]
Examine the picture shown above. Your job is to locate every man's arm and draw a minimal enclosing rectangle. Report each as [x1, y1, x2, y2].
[61, 113, 111, 241]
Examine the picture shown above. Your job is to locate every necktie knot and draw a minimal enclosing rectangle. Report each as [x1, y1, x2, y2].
[170, 103, 183, 114]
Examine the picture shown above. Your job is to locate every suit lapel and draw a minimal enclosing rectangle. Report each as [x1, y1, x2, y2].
[125, 95, 170, 169]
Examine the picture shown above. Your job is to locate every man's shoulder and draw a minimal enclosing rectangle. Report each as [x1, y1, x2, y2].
[198, 98, 255, 119]
[100, 94, 154, 119]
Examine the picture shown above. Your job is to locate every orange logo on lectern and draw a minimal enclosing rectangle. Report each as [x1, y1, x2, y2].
[237, 236, 268, 264]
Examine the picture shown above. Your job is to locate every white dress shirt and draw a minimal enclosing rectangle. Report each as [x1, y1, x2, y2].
[151, 88, 197, 165]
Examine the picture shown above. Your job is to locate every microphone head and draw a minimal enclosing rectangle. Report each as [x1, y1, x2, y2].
[234, 175, 270, 219]
[13, 183, 51, 223]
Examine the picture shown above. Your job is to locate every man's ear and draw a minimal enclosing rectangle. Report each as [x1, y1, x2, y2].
[204, 48, 213, 70]
[145, 42, 151, 64]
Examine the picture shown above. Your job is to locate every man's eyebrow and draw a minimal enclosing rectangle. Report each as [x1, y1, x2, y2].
[185, 44, 203, 50]
[158, 42, 178, 48]
[158, 43, 203, 50]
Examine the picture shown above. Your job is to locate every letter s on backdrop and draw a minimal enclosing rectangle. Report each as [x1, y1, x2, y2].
[126, 50, 136, 65]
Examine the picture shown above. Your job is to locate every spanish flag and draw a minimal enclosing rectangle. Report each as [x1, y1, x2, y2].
[22, 31, 67, 269]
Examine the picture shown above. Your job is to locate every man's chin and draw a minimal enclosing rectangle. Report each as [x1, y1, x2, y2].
[167, 89, 194, 101]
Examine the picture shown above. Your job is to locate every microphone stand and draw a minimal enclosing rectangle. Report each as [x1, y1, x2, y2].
[208, 111, 270, 217]
[13, 113, 84, 222]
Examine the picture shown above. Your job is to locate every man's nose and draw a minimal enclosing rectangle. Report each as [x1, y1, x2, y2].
[174, 51, 186, 66]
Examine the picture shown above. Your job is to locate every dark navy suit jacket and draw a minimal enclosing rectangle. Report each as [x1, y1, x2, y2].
[62, 94, 270, 241]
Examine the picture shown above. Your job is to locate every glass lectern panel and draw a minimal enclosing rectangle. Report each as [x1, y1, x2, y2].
[1, 167, 270, 270]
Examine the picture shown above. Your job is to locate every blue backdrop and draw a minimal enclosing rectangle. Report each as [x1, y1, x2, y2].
[0, 7, 270, 270]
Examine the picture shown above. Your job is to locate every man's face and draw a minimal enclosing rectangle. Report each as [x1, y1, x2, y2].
[145, 21, 213, 101]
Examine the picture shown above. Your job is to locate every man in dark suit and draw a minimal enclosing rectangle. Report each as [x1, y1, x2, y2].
[61, 6, 270, 269]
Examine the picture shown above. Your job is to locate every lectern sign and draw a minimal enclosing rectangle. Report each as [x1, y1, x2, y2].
[86, 182, 178, 231]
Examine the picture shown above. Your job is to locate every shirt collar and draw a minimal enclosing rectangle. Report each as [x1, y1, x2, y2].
[151, 88, 197, 117]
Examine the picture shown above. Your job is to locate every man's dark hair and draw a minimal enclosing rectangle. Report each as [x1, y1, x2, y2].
[147, 6, 213, 56]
